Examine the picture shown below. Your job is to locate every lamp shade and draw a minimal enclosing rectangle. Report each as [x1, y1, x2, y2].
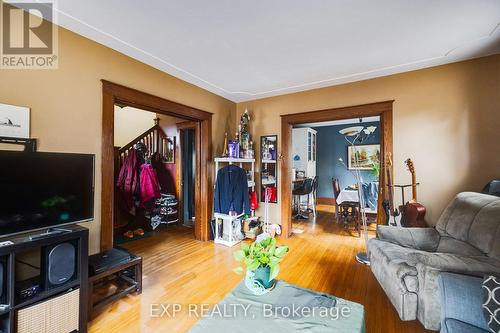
[339, 126, 363, 136]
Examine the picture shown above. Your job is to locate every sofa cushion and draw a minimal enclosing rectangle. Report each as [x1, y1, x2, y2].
[408, 252, 500, 277]
[438, 272, 489, 332]
[443, 319, 490, 333]
[482, 275, 500, 333]
[437, 237, 484, 257]
[436, 192, 500, 260]
[377, 225, 440, 251]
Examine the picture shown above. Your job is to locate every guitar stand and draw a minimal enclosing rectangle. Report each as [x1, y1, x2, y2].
[392, 183, 420, 206]
[385, 183, 420, 226]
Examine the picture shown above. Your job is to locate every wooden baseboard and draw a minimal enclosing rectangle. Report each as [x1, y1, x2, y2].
[317, 197, 336, 206]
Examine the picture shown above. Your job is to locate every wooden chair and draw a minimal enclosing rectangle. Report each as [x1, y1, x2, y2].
[332, 178, 341, 220]
[332, 178, 361, 236]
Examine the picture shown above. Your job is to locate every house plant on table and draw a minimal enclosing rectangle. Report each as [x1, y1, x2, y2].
[233, 237, 289, 292]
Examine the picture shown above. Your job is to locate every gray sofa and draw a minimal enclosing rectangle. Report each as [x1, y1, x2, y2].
[367, 192, 500, 330]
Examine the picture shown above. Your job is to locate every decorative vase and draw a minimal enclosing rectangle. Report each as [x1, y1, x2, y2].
[254, 266, 274, 289]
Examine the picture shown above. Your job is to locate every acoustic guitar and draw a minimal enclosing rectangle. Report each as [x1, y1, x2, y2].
[382, 153, 398, 226]
[400, 159, 427, 227]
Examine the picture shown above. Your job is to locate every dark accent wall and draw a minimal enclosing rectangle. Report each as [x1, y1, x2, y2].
[313, 121, 380, 199]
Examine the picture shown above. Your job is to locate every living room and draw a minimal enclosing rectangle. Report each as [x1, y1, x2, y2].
[0, 2, 499, 333]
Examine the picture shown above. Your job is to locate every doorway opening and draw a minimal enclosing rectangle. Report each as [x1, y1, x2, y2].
[280, 101, 394, 238]
[290, 116, 381, 236]
[178, 122, 198, 227]
[113, 105, 188, 244]
[101, 81, 213, 252]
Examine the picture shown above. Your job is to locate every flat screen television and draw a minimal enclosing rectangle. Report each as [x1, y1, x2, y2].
[0, 151, 95, 237]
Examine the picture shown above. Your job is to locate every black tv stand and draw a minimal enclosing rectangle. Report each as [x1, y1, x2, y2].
[28, 227, 72, 241]
[0, 225, 88, 333]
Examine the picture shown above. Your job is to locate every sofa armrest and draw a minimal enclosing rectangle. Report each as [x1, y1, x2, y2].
[376, 225, 440, 251]
[408, 252, 500, 276]
[438, 272, 489, 332]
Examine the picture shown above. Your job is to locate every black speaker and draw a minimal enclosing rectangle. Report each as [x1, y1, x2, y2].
[41, 241, 77, 289]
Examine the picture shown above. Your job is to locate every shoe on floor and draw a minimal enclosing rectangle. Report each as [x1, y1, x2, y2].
[133, 228, 145, 236]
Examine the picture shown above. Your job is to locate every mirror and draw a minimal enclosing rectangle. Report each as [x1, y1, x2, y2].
[260, 135, 278, 203]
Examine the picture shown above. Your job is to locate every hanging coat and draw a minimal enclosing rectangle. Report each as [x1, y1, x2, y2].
[140, 164, 161, 205]
[214, 164, 251, 215]
[116, 149, 139, 212]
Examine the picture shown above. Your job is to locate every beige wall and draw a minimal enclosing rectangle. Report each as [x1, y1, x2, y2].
[1, 12, 498, 251]
[114, 106, 157, 147]
[157, 114, 186, 138]
[0, 26, 236, 253]
[237, 55, 500, 226]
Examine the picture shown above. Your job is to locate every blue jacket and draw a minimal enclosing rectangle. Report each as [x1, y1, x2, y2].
[214, 165, 251, 215]
[362, 181, 379, 210]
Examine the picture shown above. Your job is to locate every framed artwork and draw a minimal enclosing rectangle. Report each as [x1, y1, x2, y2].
[348, 144, 380, 170]
[162, 136, 176, 163]
[0, 103, 30, 138]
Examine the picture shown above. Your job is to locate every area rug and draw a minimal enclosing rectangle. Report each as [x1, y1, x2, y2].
[189, 280, 365, 332]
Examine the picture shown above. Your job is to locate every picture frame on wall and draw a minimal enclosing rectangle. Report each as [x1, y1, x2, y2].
[162, 136, 176, 163]
[0, 103, 30, 138]
[348, 144, 380, 170]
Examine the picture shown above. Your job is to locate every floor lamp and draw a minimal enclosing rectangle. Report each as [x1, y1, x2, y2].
[339, 124, 377, 266]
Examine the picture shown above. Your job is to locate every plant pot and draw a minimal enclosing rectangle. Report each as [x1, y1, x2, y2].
[254, 266, 274, 289]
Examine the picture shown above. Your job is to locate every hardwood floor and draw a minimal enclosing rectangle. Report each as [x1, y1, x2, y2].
[89, 205, 433, 333]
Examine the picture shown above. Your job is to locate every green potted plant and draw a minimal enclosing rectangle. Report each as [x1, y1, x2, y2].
[233, 237, 289, 289]
[369, 161, 380, 178]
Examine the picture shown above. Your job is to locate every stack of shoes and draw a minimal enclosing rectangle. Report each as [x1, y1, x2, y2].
[149, 193, 179, 229]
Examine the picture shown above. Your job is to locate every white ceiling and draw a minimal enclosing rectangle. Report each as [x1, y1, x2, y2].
[45, 1, 500, 102]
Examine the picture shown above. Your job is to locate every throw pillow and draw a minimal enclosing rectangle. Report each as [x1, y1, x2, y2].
[482, 275, 500, 333]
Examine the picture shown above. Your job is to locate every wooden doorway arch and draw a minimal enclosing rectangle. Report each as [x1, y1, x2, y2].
[280, 101, 394, 237]
[101, 81, 213, 251]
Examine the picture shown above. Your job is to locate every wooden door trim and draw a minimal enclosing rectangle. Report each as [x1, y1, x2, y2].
[280, 100, 394, 238]
[176, 121, 199, 228]
[101, 81, 212, 251]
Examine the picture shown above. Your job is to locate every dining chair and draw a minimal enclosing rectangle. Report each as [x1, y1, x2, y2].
[292, 178, 314, 220]
[332, 178, 341, 220]
[306, 176, 319, 217]
[332, 178, 361, 236]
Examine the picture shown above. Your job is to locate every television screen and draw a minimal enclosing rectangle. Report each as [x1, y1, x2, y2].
[0, 151, 95, 237]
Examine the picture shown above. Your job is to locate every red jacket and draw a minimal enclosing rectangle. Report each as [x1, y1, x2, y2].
[116, 149, 139, 212]
[140, 164, 161, 205]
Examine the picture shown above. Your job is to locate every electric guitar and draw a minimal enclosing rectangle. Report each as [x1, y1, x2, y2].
[382, 153, 398, 226]
[400, 159, 427, 227]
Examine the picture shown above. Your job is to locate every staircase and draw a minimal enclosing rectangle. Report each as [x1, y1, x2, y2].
[114, 118, 175, 232]
[117, 118, 174, 167]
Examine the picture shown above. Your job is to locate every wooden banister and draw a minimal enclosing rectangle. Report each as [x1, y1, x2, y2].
[117, 124, 174, 167]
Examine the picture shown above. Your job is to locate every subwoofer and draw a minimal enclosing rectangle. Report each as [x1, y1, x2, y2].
[41, 241, 77, 289]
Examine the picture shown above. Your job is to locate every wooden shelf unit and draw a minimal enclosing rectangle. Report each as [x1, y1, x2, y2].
[0, 225, 88, 333]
